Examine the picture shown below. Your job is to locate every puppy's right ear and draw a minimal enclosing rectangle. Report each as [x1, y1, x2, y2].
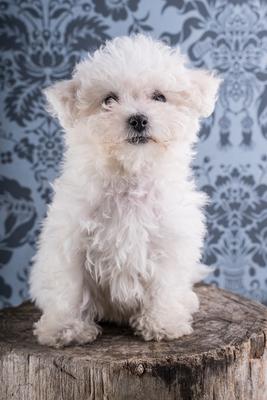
[43, 79, 79, 128]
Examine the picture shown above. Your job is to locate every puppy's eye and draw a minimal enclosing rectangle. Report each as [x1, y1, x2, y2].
[152, 91, 166, 102]
[103, 93, 119, 106]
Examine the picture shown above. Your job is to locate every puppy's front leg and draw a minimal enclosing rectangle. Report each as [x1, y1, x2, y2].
[130, 278, 198, 341]
[30, 204, 101, 348]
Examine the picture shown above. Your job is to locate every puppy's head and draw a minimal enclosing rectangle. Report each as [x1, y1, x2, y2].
[45, 35, 221, 174]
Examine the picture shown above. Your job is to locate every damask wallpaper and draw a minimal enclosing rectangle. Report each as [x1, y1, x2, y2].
[1, 0, 267, 308]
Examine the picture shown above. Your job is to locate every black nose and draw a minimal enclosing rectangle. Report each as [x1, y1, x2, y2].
[128, 114, 148, 133]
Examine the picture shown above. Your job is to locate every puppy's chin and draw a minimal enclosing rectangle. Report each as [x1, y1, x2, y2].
[107, 137, 170, 176]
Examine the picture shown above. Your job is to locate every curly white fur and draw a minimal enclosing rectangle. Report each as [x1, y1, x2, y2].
[29, 34, 221, 347]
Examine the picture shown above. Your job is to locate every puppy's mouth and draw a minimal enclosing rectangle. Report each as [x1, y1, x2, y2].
[127, 136, 152, 145]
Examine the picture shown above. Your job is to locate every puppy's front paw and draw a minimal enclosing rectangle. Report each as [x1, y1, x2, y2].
[33, 316, 102, 348]
[130, 314, 193, 341]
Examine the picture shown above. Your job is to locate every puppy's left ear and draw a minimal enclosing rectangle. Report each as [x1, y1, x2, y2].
[185, 69, 221, 118]
[43, 79, 80, 128]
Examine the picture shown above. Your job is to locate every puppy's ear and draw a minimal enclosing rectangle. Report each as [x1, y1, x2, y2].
[43, 79, 79, 128]
[184, 69, 221, 118]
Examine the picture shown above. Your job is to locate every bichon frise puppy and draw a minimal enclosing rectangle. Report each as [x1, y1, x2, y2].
[29, 34, 220, 347]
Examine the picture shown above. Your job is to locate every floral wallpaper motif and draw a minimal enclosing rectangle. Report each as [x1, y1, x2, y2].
[1, 0, 267, 308]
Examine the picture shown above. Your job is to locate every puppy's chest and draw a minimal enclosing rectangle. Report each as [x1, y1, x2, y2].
[84, 181, 163, 273]
[91, 183, 161, 247]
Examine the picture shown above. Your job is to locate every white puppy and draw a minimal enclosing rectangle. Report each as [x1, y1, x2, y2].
[29, 34, 220, 347]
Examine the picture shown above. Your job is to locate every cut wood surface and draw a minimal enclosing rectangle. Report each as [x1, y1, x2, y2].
[1, 284, 267, 400]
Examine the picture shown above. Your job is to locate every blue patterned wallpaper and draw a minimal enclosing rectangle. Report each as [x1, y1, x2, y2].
[1, 0, 267, 308]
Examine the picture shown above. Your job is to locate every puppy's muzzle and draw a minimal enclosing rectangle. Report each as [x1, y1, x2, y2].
[127, 113, 149, 144]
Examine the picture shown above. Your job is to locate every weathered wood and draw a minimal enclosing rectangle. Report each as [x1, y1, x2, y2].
[0, 284, 267, 400]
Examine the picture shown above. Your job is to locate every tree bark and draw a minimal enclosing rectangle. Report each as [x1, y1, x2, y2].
[0, 284, 267, 400]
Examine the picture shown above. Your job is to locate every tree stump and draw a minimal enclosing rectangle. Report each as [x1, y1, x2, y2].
[0, 285, 267, 400]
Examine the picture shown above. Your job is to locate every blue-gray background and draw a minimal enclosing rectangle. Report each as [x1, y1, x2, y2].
[1, 0, 267, 308]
